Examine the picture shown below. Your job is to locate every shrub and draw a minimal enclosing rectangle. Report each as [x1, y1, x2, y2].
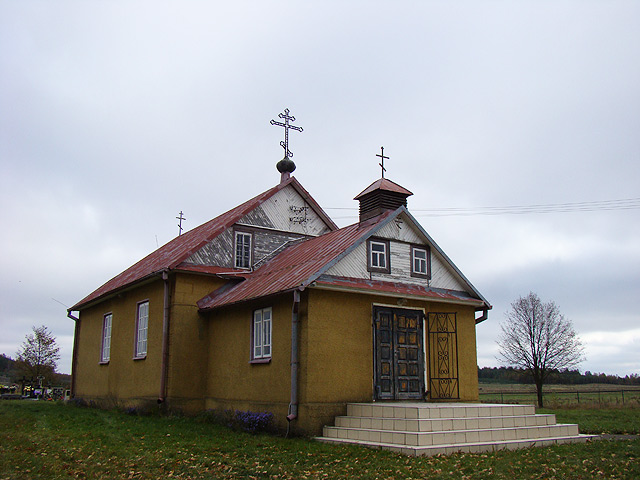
[199, 408, 274, 434]
[232, 410, 274, 434]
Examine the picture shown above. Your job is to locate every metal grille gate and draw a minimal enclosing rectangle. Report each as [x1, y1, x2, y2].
[427, 312, 459, 399]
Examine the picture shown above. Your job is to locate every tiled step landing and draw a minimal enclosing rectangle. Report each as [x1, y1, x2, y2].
[316, 403, 595, 456]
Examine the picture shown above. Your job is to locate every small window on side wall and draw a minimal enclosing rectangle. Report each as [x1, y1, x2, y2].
[101, 313, 112, 363]
[367, 238, 390, 274]
[235, 231, 252, 269]
[411, 245, 431, 279]
[252, 307, 272, 361]
[134, 301, 149, 359]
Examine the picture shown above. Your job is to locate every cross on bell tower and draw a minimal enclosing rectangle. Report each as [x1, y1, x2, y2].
[376, 146, 389, 178]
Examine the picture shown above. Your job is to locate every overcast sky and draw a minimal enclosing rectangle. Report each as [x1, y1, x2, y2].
[1, 1, 639, 377]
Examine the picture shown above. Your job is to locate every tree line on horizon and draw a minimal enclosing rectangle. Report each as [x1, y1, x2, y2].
[478, 366, 640, 386]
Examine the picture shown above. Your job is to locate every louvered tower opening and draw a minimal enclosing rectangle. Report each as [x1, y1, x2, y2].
[354, 178, 413, 222]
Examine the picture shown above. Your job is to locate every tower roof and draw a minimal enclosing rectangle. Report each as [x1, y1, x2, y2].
[354, 178, 413, 222]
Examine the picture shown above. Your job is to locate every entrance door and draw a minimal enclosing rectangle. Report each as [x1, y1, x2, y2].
[374, 307, 425, 400]
[427, 312, 459, 399]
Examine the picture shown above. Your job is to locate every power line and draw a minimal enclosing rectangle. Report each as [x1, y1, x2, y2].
[325, 197, 640, 218]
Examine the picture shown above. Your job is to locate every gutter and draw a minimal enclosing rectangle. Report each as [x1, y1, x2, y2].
[475, 307, 490, 324]
[158, 269, 171, 404]
[287, 289, 302, 425]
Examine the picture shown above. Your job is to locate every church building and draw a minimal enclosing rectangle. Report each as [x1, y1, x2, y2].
[68, 111, 491, 435]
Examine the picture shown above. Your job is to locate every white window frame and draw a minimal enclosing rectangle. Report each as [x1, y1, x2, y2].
[100, 313, 112, 363]
[235, 231, 252, 269]
[411, 246, 430, 278]
[134, 301, 149, 359]
[252, 307, 272, 361]
[368, 239, 390, 273]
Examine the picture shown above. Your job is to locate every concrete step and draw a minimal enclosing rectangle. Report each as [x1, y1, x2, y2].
[317, 402, 596, 456]
[323, 423, 579, 446]
[335, 413, 557, 431]
[315, 434, 594, 457]
[346, 402, 535, 420]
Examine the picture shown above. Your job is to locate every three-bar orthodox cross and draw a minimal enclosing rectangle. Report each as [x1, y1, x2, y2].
[271, 108, 303, 158]
[176, 211, 186, 236]
[376, 146, 389, 178]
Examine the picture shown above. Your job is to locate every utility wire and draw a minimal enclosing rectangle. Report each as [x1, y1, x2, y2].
[325, 197, 640, 218]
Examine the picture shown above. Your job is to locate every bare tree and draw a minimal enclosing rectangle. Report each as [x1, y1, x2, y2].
[497, 292, 585, 407]
[16, 325, 60, 385]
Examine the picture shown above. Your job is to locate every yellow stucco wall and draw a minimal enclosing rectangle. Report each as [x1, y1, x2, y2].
[73, 274, 481, 434]
[73, 279, 165, 406]
[197, 287, 481, 435]
[164, 273, 226, 412]
[204, 294, 297, 425]
[295, 288, 480, 434]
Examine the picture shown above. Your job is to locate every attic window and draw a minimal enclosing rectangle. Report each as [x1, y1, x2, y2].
[367, 239, 390, 274]
[234, 231, 252, 269]
[411, 245, 431, 279]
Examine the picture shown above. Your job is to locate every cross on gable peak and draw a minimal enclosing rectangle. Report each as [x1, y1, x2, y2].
[271, 108, 303, 160]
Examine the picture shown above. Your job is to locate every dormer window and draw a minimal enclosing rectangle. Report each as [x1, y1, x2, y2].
[411, 245, 431, 279]
[367, 238, 390, 274]
[235, 231, 252, 269]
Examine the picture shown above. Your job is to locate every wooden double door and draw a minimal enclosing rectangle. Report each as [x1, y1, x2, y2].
[373, 307, 425, 400]
[374, 307, 460, 401]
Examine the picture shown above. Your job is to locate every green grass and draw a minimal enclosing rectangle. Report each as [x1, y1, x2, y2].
[1, 401, 639, 479]
[540, 407, 640, 435]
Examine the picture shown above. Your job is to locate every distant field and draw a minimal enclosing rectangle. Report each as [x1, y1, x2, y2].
[479, 383, 640, 407]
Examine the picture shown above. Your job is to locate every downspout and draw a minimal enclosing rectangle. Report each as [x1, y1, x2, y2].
[158, 269, 171, 404]
[287, 289, 301, 424]
[475, 307, 489, 324]
[67, 311, 80, 398]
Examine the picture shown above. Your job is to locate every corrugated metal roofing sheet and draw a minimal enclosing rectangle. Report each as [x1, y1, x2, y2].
[314, 275, 485, 306]
[69, 177, 334, 311]
[197, 212, 394, 310]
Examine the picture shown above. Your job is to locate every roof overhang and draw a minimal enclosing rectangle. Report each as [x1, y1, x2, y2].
[312, 275, 487, 308]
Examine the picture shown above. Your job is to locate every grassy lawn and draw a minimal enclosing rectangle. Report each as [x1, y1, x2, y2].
[0, 401, 638, 479]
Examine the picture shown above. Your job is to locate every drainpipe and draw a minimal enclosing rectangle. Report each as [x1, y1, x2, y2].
[158, 270, 171, 404]
[287, 289, 301, 423]
[67, 311, 80, 398]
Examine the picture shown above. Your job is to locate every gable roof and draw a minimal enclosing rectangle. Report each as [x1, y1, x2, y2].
[197, 206, 491, 311]
[197, 211, 395, 310]
[69, 177, 337, 311]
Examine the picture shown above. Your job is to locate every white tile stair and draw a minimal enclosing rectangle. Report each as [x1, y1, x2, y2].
[316, 403, 596, 456]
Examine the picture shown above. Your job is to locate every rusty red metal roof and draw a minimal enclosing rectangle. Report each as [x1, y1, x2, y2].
[314, 275, 485, 306]
[354, 178, 413, 199]
[197, 212, 395, 311]
[70, 177, 335, 311]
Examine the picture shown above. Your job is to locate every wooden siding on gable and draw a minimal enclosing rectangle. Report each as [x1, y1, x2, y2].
[375, 217, 423, 244]
[238, 205, 276, 229]
[253, 230, 306, 267]
[185, 229, 234, 266]
[324, 217, 468, 293]
[254, 186, 333, 237]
